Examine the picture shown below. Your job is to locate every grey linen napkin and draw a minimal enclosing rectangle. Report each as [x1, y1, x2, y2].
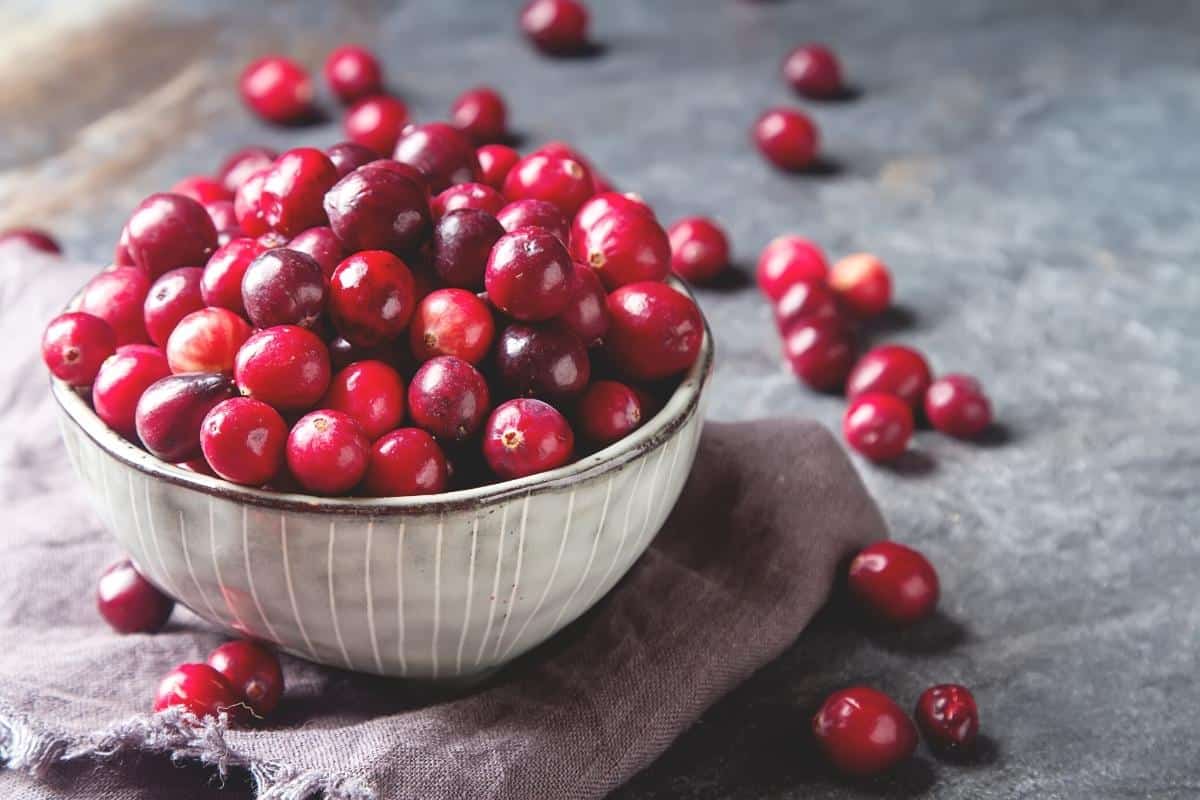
[0, 248, 885, 799]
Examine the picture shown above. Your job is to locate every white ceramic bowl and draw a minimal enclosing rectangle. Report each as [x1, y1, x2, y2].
[52, 290, 713, 680]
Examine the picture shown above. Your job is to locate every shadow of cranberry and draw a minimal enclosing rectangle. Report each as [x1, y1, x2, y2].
[858, 303, 919, 340]
[881, 448, 937, 477]
[694, 263, 752, 293]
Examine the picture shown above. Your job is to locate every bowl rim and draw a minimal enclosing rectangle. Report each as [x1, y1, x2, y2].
[52, 280, 714, 516]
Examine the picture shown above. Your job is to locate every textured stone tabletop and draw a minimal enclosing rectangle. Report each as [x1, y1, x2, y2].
[3, 0, 1199, 797]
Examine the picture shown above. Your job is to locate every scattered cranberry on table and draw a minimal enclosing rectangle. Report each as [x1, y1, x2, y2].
[393, 122, 481, 193]
[166, 307, 252, 374]
[477, 144, 521, 190]
[286, 409, 371, 495]
[451, 86, 508, 144]
[773, 279, 840, 331]
[343, 95, 410, 156]
[782, 317, 856, 392]
[830, 252, 892, 318]
[847, 540, 940, 626]
[843, 392, 914, 462]
[483, 398, 574, 479]
[667, 217, 730, 285]
[324, 44, 384, 105]
[846, 345, 933, 410]
[200, 397, 288, 486]
[915, 684, 980, 755]
[320, 360, 407, 441]
[154, 663, 243, 719]
[365, 427, 449, 496]
[0, 227, 61, 254]
[782, 43, 844, 99]
[812, 686, 918, 777]
[925, 374, 993, 439]
[756, 235, 829, 300]
[239, 55, 314, 124]
[520, 0, 590, 55]
[753, 107, 820, 172]
[42, 312, 117, 388]
[96, 559, 174, 634]
[206, 640, 285, 718]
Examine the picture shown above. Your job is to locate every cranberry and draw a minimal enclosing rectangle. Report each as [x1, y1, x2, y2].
[407, 356, 490, 441]
[846, 345, 933, 411]
[365, 428, 449, 496]
[773, 280, 840, 331]
[783, 43, 844, 99]
[577, 380, 642, 444]
[503, 152, 593, 218]
[483, 398, 574, 479]
[571, 209, 671, 291]
[451, 86, 507, 144]
[496, 323, 590, 400]
[915, 684, 980, 754]
[476, 144, 521, 190]
[573, 191, 655, 242]
[256, 231, 290, 249]
[486, 227, 575, 320]
[234, 326, 331, 411]
[287, 226, 346, 282]
[667, 216, 729, 284]
[260, 148, 338, 237]
[320, 360, 406, 440]
[234, 167, 272, 237]
[757, 235, 829, 300]
[812, 687, 918, 776]
[324, 44, 384, 104]
[166, 308, 252, 374]
[344, 95, 409, 156]
[92, 345, 170, 439]
[206, 640, 285, 718]
[520, 0, 590, 55]
[830, 253, 892, 317]
[80, 267, 152, 345]
[843, 392, 913, 462]
[0, 227, 61, 254]
[239, 56, 314, 124]
[432, 182, 506, 219]
[753, 108, 820, 171]
[329, 250, 416, 346]
[218, 146, 277, 193]
[96, 558, 174, 634]
[204, 201, 241, 238]
[198, 397, 288, 486]
[124, 193, 218, 280]
[323, 161, 431, 254]
[327, 336, 398, 372]
[431, 209, 505, 289]
[286, 410, 370, 495]
[42, 312, 116, 387]
[170, 175, 233, 205]
[925, 374, 993, 439]
[848, 540, 939, 625]
[782, 318, 855, 391]
[495, 198, 569, 245]
[325, 141, 379, 179]
[115, 226, 135, 266]
[141, 268, 204, 348]
[554, 263, 609, 345]
[201, 238, 266, 316]
[154, 663, 242, 720]
[135, 372, 237, 462]
[409, 289, 495, 365]
[605, 282, 703, 380]
[240, 248, 326, 329]
[393, 122, 480, 193]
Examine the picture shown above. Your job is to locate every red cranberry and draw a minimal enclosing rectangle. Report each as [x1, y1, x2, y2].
[42, 312, 116, 387]
[847, 345, 933, 410]
[812, 687, 918, 776]
[486, 227, 575, 320]
[496, 323, 590, 400]
[783, 318, 855, 391]
[0, 227, 61, 254]
[327, 336, 397, 373]
[286, 410, 370, 495]
[218, 146, 277, 193]
[201, 238, 266, 316]
[199, 397, 287, 486]
[783, 43, 844, 99]
[135, 372, 237, 462]
[365, 428, 449, 496]
[260, 148, 338, 237]
[329, 250, 416, 346]
[848, 540, 939, 625]
[495, 198, 569, 244]
[80, 267, 152, 345]
[830, 253, 892, 317]
[925, 374, 993, 439]
[239, 56, 314, 124]
[409, 289, 495, 365]
[451, 86, 507, 144]
[773, 280, 840, 331]
[915, 684, 980, 754]
[577, 380, 642, 444]
[206, 640, 285, 718]
[571, 209, 671, 291]
[287, 226, 346, 282]
[234, 167, 272, 237]
[325, 141, 379, 179]
[843, 392, 913, 462]
[431, 209, 505, 290]
[503, 152, 593, 218]
[241, 248, 326, 329]
[96, 558, 174, 634]
[115, 226, 135, 266]
[142, 267, 205, 348]
[667, 216, 729, 284]
[393, 122, 481, 193]
[573, 191, 655, 242]
[757, 235, 829, 300]
[344, 95, 410, 156]
[154, 663, 242, 719]
[124, 193, 218, 280]
[323, 161, 431, 254]
[166, 308, 252, 374]
[477, 144, 521, 190]
[324, 45, 384, 104]
[92, 345, 171, 439]
[483, 398, 574, 479]
[432, 182, 506, 219]
[554, 263, 609, 345]
[203, 200, 241, 237]
[520, 0, 589, 55]
[753, 108, 820, 171]
[170, 175, 233, 205]
[320, 360, 406, 441]
[408, 356, 490, 441]
[605, 282, 703, 380]
[235, 326, 331, 411]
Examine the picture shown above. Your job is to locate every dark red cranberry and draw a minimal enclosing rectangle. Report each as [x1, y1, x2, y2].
[554, 264, 609, 345]
[96, 558, 174, 634]
[170, 175, 233, 205]
[831, 253, 892, 317]
[783, 43, 843, 99]
[571, 209, 671, 291]
[241, 248, 326, 329]
[925, 374, 992, 439]
[431, 209, 505, 290]
[773, 280, 840, 331]
[323, 161, 431, 254]
[286, 226, 346, 282]
[201, 237, 266, 316]
[365, 428, 449, 496]
[0, 227, 61, 254]
[843, 392, 913, 462]
[324, 44, 384, 104]
[42, 312, 116, 387]
[135, 372, 237, 462]
[667, 217, 729, 284]
[124, 193, 218, 280]
[320, 360, 406, 440]
[199, 397, 287, 485]
[757, 235, 829, 300]
[476, 144, 521, 190]
[329, 250, 416, 346]
[393, 122, 481, 193]
[432, 182, 506, 219]
[408, 356, 490, 441]
[327, 336, 397, 373]
[915, 684, 980, 754]
[234, 167, 272, 237]
[782, 318, 855, 391]
[577, 380, 642, 444]
[234, 326, 331, 411]
[451, 86, 507, 144]
[166, 308, 252, 374]
[605, 282, 703, 380]
[846, 345, 932, 411]
[573, 191, 655, 242]
[812, 687, 918, 776]
[143, 267, 205, 348]
[92, 345, 171, 439]
[260, 148, 338, 237]
[203, 200, 241, 237]
[153, 663, 242, 719]
[409, 289, 495, 365]
[848, 540, 939, 625]
[503, 152, 593, 218]
[753, 108, 820, 171]
[218, 146, 277, 193]
[344, 95, 409, 156]
[520, 0, 590, 55]
[495, 198, 570, 245]
[239, 56, 314, 124]
[80, 267, 152, 345]
[483, 398, 574, 479]
[206, 640, 285, 718]
[496, 323, 590, 400]
[325, 141, 379, 179]
[286, 410, 370, 495]
[486, 227, 575, 320]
